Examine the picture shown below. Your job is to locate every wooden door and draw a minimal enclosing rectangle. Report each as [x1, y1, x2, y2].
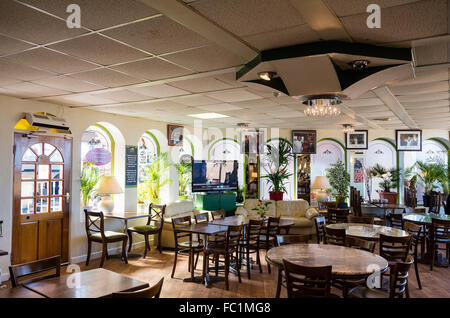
[12, 133, 71, 264]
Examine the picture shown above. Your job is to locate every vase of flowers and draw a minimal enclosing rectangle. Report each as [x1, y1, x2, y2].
[252, 200, 272, 218]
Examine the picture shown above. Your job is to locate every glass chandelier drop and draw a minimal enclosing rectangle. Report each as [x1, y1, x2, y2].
[304, 97, 341, 117]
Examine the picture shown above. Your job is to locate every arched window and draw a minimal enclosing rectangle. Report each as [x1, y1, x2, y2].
[138, 133, 159, 183]
[81, 125, 113, 177]
[137, 132, 160, 204]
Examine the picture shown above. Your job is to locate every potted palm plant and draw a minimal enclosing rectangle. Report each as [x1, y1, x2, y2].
[262, 139, 293, 201]
[80, 161, 100, 208]
[371, 164, 400, 204]
[326, 160, 350, 208]
[176, 160, 192, 200]
[139, 152, 172, 204]
[414, 160, 445, 206]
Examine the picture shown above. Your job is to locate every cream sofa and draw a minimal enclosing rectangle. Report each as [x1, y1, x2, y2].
[161, 200, 197, 248]
[236, 199, 319, 235]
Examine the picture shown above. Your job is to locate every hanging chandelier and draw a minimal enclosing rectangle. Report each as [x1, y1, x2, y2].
[303, 95, 341, 117]
[342, 124, 355, 133]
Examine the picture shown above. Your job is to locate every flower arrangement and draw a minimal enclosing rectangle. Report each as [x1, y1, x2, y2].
[251, 200, 272, 218]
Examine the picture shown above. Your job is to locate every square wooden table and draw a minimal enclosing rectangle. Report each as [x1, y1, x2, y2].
[24, 268, 149, 298]
[174, 223, 228, 287]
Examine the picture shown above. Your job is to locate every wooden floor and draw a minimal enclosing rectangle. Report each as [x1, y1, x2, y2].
[66, 245, 450, 298]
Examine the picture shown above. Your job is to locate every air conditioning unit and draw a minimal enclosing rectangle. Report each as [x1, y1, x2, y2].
[25, 113, 71, 130]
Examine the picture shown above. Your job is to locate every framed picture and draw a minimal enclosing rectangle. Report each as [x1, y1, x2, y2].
[292, 130, 316, 154]
[240, 130, 264, 154]
[346, 130, 368, 150]
[396, 130, 422, 151]
[167, 124, 183, 146]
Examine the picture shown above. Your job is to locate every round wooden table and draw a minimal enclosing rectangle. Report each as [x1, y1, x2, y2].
[266, 243, 388, 280]
[403, 213, 450, 225]
[326, 223, 409, 241]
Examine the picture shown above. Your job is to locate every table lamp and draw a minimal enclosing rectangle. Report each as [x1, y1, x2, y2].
[311, 176, 331, 202]
[96, 176, 123, 213]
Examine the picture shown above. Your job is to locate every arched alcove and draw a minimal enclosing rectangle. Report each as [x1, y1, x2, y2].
[364, 139, 397, 201]
[259, 138, 295, 200]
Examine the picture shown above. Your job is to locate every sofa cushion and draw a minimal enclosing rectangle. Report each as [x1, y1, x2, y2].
[165, 200, 194, 218]
[243, 199, 276, 217]
[305, 207, 319, 219]
[281, 217, 312, 228]
[276, 200, 310, 217]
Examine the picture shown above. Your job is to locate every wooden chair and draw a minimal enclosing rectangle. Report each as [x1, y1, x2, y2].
[404, 188, 417, 209]
[239, 219, 264, 279]
[413, 208, 426, 213]
[379, 234, 412, 265]
[324, 227, 346, 246]
[202, 225, 243, 290]
[171, 216, 203, 278]
[347, 215, 374, 224]
[211, 209, 226, 220]
[328, 208, 350, 224]
[348, 255, 414, 298]
[282, 259, 337, 298]
[9, 255, 61, 287]
[276, 234, 308, 246]
[314, 216, 327, 244]
[387, 213, 403, 229]
[127, 203, 166, 258]
[428, 192, 441, 213]
[429, 218, 450, 271]
[403, 221, 422, 289]
[194, 212, 209, 224]
[84, 210, 128, 267]
[333, 237, 376, 297]
[260, 216, 281, 274]
[346, 237, 376, 253]
[112, 278, 164, 298]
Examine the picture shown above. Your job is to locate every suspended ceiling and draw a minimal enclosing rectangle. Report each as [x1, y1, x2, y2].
[0, 0, 448, 130]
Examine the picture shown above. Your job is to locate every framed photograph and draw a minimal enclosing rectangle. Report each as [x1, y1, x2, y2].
[396, 130, 422, 151]
[240, 129, 264, 154]
[167, 124, 183, 146]
[346, 130, 368, 150]
[292, 130, 316, 154]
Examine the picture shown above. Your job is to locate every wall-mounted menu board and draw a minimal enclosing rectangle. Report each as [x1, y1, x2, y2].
[125, 145, 138, 188]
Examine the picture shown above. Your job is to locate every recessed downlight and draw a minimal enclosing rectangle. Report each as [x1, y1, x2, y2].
[258, 71, 276, 81]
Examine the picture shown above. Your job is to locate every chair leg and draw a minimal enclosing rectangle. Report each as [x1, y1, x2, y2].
[276, 269, 282, 298]
[171, 248, 178, 278]
[236, 249, 242, 284]
[127, 231, 133, 253]
[256, 248, 262, 273]
[246, 247, 251, 280]
[188, 249, 192, 273]
[144, 234, 149, 258]
[414, 253, 422, 289]
[267, 248, 271, 274]
[122, 238, 128, 264]
[430, 242, 435, 271]
[100, 243, 107, 268]
[202, 252, 207, 284]
[224, 254, 230, 290]
[157, 233, 162, 253]
[215, 255, 219, 277]
[85, 240, 92, 266]
[194, 251, 199, 271]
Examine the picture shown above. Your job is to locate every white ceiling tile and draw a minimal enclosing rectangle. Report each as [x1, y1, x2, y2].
[170, 77, 235, 93]
[0, 82, 69, 97]
[197, 103, 242, 111]
[127, 84, 189, 98]
[205, 89, 262, 102]
[175, 95, 223, 106]
[390, 81, 449, 95]
[33, 76, 105, 92]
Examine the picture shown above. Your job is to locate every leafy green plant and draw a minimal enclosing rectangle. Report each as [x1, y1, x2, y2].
[176, 160, 192, 196]
[413, 160, 446, 195]
[138, 152, 172, 204]
[80, 161, 100, 207]
[251, 200, 272, 218]
[326, 160, 350, 203]
[262, 139, 294, 193]
[370, 164, 400, 193]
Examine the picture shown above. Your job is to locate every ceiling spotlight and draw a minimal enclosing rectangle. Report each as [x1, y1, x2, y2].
[342, 124, 355, 133]
[258, 71, 276, 81]
[349, 59, 370, 71]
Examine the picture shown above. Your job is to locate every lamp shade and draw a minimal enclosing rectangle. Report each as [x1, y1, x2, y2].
[311, 176, 331, 190]
[96, 176, 123, 195]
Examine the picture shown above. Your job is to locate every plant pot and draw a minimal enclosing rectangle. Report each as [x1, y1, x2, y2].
[337, 202, 348, 209]
[137, 203, 147, 213]
[269, 191, 284, 201]
[379, 192, 398, 204]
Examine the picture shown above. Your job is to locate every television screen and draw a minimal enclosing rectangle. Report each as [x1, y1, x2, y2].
[192, 160, 239, 192]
